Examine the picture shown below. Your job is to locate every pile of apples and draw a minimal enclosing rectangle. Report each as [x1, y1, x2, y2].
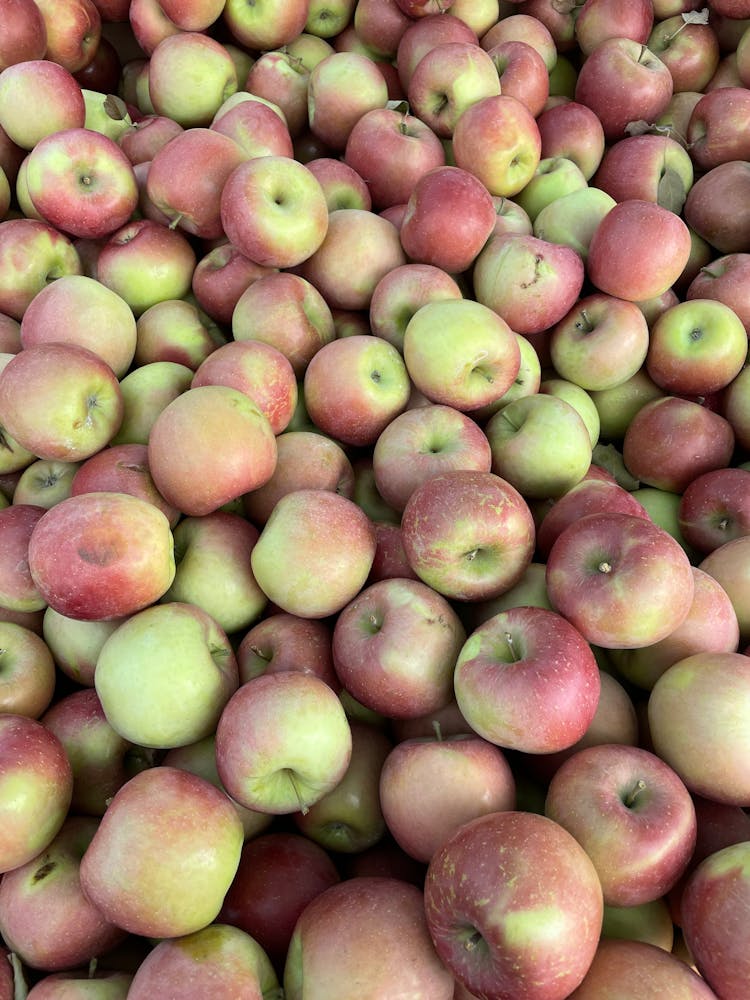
[1, 0, 750, 996]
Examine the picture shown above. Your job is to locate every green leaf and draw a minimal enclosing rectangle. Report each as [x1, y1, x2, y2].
[682, 8, 709, 25]
[657, 166, 687, 214]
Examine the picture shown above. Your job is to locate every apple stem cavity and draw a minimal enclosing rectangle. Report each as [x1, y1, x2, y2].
[575, 309, 594, 333]
[623, 778, 647, 808]
[463, 927, 484, 952]
[286, 768, 309, 815]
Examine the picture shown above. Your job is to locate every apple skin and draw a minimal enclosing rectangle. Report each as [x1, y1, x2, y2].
[645, 298, 748, 397]
[687, 252, 750, 335]
[112, 361, 193, 448]
[473, 232, 585, 336]
[27, 491, 175, 621]
[454, 605, 601, 754]
[622, 396, 735, 495]
[649, 651, 750, 805]
[724, 364, 750, 451]
[699, 535, 750, 646]
[305, 156, 372, 212]
[679, 468, 750, 555]
[284, 876, 454, 1000]
[372, 403, 492, 513]
[215, 671, 353, 815]
[118, 113, 184, 165]
[307, 50, 388, 151]
[332, 577, 466, 720]
[0, 815, 127, 972]
[42, 608, 122, 688]
[687, 86, 750, 172]
[219, 831, 341, 972]
[0, 0, 47, 71]
[574, 37, 674, 142]
[79, 766, 244, 939]
[487, 39, 549, 118]
[400, 469, 536, 603]
[191, 243, 271, 328]
[587, 199, 692, 303]
[95, 601, 239, 750]
[211, 93, 293, 161]
[245, 49, 310, 139]
[126, 923, 280, 999]
[147, 31, 237, 127]
[148, 384, 277, 517]
[452, 93, 542, 199]
[24, 127, 138, 241]
[368, 262, 463, 353]
[223, 0, 309, 51]
[379, 733, 515, 864]
[546, 511, 695, 650]
[545, 744, 697, 907]
[567, 938, 719, 999]
[0, 506, 46, 613]
[536, 101, 606, 181]
[0, 59, 86, 150]
[592, 133, 694, 211]
[424, 811, 604, 1000]
[0, 219, 83, 322]
[0, 715, 73, 875]
[575, 0, 654, 56]
[24, 971, 133, 999]
[402, 298, 521, 413]
[610, 566, 740, 692]
[680, 842, 750, 999]
[0, 620, 56, 718]
[13, 455, 78, 510]
[480, 11, 558, 69]
[250, 489, 377, 620]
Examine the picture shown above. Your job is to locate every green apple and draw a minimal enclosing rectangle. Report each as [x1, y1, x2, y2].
[533, 186, 616, 262]
[515, 156, 588, 223]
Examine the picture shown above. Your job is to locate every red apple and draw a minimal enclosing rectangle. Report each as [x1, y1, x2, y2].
[33, 0, 101, 74]
[0, 0, 47, 71]
[683, 159, 750, 255]
[568, 938, 719, 999]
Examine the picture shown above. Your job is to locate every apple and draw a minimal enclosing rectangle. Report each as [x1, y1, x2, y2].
[42, 608, 122, 688]
[645, 298, 748, 396]
[79, 765, 244, 938]
[147, 384, 277, 517]
[352, 0, 411, 58]
[402, 298, 521, 412]
[118, 113, 183, 165]
[687, 253, 750, 335]
[592, 134, 694, 213]
[112, 360, 193, 447]
[19, 274, 136, 379]
[683, 159, 750, 255]
[622, 396, 735, 495]
[0, 815, 126, 972]
[424, 811, 603, 1000]
[368, 263, 462, 352]
[485, 393, 593, 501]
[452, 94, 542, 198]
[680, 841, 750, 998]
[147, 31, 238, 127]
[0, 620, 55, 718]
[699, 535, 750, 646]
[587, 199, 692, 303]
[223, 0, 309, 51]
[400, 469, 536, 602]
[600, 898, 675, 952]
[32, 0, 100, 72]
[285, 876, 454, 999]
[134, 297, 226, 368]
[211, 93, 293, 161]
[0, 0, 47, 71]
[0, 506, 45, 613]
[399, 165, 498, 275]
[546, 511, 695, 649]
[232, 271, 335, 378]
[379, 732, 515, 864]
[96, 217, 197, 316]
[219, 831, 340, 973]
[305, 156, 371, 211]
[455, 604, 600, 754]
[649, 650, 750, 805]
[0, 714, 73, 874]
[574, 37, 674, 142]
[332, 576, 465, 719]
[250, 489, 376, 619]
[236, 612, 337, 689]
[473, 232, 585, 335]
[536, 101, 606, 181]
[344, 106, 445, 211]
[12, 459, 79, 510]
[191, 243, 272, 327]
[545, 743, 697, 907]
[216, 670, 352, 815]
[221, 155, 329, 269]
[307, 50, 389, 151]
[679, 467, 750, 555]
[567, 937, 719, 999]
[303, 334, 411, 447]
[0, 218, 82, 322]
[0, 342, 123, 462]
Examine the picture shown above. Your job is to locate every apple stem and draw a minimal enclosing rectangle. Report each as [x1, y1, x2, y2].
[88, 958, 98, 980]
[168, 213, 183, 231]
[8, 954, 27, 1000]
[624, 778, 647, 808]
[575, 309, 594, 333]
[432, 719, 444, 742]
[286, 769, 309, 815]
[718, 517, 729, 532]
[504, 631, 520, 661]
[464, 929, 483, 952]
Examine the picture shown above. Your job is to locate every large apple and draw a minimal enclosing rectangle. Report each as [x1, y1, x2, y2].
[79, 766, 244, 938]
[424, 811, 604, 1000]
[0, 59, 85, 150]
[454, 605, 601, 754]
[545, 743, 697, 907]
